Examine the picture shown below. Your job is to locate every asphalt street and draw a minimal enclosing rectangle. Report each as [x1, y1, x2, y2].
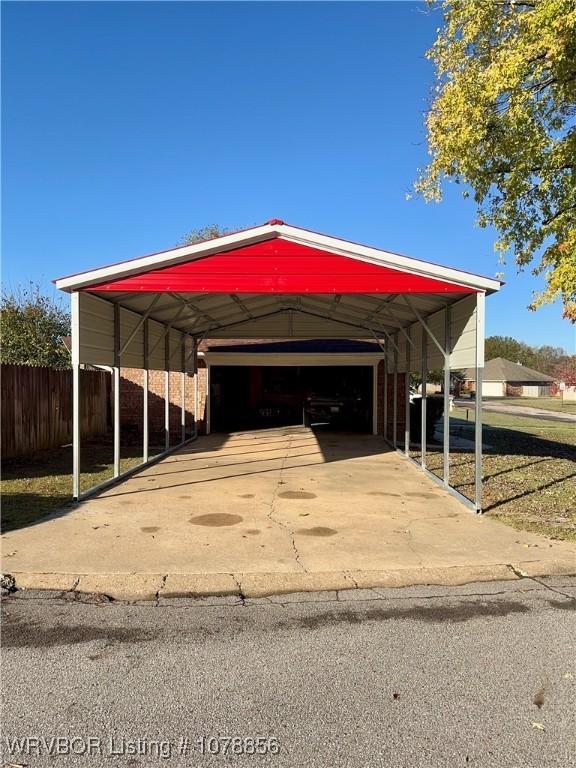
[2, 578, 575, 768]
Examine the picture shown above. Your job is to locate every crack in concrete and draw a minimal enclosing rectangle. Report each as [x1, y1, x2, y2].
[154, 574, 168, 603]
[507, 565, 576, 601]
[345, 572, 359, 589]
[230, 574, 247, 605]
[402, 521, 425, 568]
[266, 434, 307, 573]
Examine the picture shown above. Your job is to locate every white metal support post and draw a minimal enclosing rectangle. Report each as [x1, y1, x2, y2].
[383, 357, 388, 442]
[143, 319, 149, 463]
[164, 329, 170, 451]
[113, 303, 121, 478]
[181, 337, 186, 443]
[194, 374, 199, 436]
[443, 306, 451, 486]
[206, 363, 211, 435]
[421, 327, 427, 469]
[190, 336, 198, 437]
[372, 363, 378, 435]
[475, 292, 486, 512]
[405, 327, 411, 454]
[392, 341, 398, 448]
[71, 292, 81, 500]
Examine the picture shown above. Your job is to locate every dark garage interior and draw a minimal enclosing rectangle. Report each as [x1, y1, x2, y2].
[210, 365, 373, 433]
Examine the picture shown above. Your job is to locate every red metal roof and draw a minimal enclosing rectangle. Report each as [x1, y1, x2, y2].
[85, 237, 476, 294]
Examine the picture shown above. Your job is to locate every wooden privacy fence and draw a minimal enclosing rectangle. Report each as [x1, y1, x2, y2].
[1, 364, 111, 459]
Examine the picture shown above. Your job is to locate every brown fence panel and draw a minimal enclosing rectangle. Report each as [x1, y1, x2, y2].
[1, 365, 111, 459]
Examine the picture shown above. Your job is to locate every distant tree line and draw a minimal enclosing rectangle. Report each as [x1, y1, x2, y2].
[485, 336, 574, 381]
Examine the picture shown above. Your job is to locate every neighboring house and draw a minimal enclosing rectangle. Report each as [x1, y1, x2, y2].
[463, 357, 555, 398]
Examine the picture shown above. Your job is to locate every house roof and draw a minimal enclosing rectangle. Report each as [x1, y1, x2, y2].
[464, 357, 556, 383]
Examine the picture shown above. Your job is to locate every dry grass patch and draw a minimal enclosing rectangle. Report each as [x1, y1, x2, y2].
[426, 409, 576, 541]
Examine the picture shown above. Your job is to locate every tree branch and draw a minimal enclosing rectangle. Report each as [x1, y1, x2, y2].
[543, 203, 576, 227]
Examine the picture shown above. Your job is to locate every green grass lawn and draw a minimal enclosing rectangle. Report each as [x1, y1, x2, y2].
[425, 408, 576, 541]
[484, 396, 576, 415]
[1, 442, 148, 533]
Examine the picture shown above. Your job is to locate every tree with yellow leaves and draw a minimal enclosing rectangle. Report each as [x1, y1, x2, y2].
[417, 0, 576, 320]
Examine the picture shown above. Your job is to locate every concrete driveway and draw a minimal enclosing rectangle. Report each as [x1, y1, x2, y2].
[3, 427, 574, 599]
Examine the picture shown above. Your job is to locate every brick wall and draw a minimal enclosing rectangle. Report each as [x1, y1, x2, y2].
[384, 368, 407, 443]
[119, 363, 208, 446]
[505, 383, 522, 397]
[120, 359, 393, 441]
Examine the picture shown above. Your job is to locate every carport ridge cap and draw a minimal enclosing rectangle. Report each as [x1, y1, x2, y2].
[53, 220, 502, 294]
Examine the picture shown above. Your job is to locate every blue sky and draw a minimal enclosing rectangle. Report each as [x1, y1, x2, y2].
[3, 1, 574, 352]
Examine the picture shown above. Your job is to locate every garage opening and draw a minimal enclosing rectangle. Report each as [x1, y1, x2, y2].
[210, 365, 373, 433]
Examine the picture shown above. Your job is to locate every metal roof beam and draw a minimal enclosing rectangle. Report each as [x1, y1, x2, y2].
[169, 293, 218, 325]
[191, 309, 289, 336]
[402, 296, 447, 361]
[229, 294, 254, 319]
[118, 294, 161, 356]
[298, 297, 402, 331]
[148, 304, 187, 356]
[291, 307, 399, 339]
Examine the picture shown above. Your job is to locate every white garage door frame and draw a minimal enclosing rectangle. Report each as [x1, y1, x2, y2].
[202, 351, 384, 436]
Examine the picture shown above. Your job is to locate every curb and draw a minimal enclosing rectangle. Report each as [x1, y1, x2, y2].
[6, 560, 576, 601]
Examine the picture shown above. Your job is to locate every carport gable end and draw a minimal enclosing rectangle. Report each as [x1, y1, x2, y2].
[69, 239, 480, 295]
[55, 221, 499, 295]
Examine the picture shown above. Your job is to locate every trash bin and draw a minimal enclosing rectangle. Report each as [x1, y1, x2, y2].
[409, 395, 444, 444]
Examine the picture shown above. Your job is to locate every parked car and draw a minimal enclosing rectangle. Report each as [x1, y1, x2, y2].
[303, 393, 369, 430]
[254, 401, 298, 428]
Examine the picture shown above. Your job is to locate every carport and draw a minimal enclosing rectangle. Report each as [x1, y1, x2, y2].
[55, 220, 501, 511]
